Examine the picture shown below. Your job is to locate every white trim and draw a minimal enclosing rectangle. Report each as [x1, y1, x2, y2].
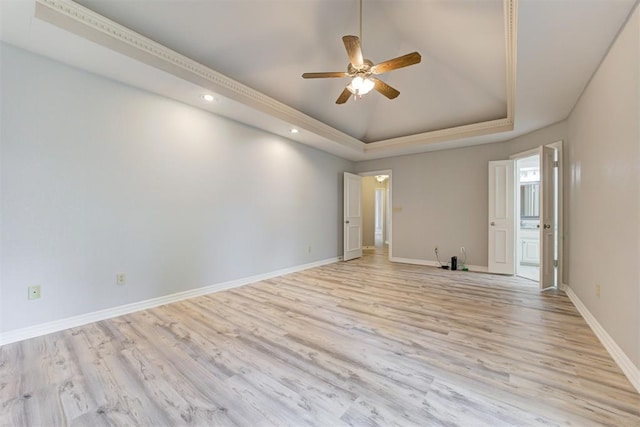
[564, 285, 640, 394]
[358, 169, 392, 177]
[547, 140, 564, 291]
[509, 146, 539, 160]
[0, 257, 340, 347]
[366, 118, 514, 152]
[390, 257, 489, 273]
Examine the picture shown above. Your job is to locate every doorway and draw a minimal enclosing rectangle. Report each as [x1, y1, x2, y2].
[374, 187, 386, 247]
[489, 142, 562, 290]
[516, 154, 540, 282]
[511, 142, 561, 289]
[360, 170, 392, 257]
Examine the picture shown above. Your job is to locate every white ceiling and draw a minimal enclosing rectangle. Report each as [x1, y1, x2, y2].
[1, 0, 637, 160]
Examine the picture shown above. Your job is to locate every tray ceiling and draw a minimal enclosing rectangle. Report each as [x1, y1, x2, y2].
[1, 0, 636, 160]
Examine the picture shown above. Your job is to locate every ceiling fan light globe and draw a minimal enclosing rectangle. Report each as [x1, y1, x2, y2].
[349, 76, 374, 96]
[346, 81, 356, 95]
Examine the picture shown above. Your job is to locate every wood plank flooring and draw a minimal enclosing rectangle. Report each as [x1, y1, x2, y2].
[1, 249, 639, 426]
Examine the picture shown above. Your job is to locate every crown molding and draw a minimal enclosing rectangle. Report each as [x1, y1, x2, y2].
[34, 0, 517, 157]
[365, 118, 514, 153]
[505, 0, 518, 121]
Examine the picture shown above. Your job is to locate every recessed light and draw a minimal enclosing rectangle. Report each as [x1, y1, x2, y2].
[290, 128, 299, 134]
[202, 94, 216, 102]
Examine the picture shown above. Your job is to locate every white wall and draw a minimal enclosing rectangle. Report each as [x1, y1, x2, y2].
[0, 43, 353, 333]
[355, 122, 567, 268]
[566, 6, 639, 370]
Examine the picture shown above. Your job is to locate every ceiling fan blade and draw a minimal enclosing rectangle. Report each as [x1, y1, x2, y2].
[371, 52, 422, 75]
[336, 87, 352, 104]
[372, 77, 400, 99]
[342, 35, 364, 67]
[302, 72, 349, 79]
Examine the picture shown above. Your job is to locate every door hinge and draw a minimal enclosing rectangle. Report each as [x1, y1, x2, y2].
[554, 259, 558, 268]
[553, 160, 559, 168]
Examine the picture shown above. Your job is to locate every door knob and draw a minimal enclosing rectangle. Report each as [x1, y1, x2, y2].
[490, 221, 495, 226]
[346, 220, 350, 224]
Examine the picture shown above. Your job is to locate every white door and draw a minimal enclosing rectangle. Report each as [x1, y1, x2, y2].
[488, 160, 515, 274]
[343, 172, 363, 261]
[539, 146, 556, 289]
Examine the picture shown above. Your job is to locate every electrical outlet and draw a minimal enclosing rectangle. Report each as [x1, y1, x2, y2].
[116, 273, 126, 286]
[595, 283, 601, 298]
[28, 285, 41, 300]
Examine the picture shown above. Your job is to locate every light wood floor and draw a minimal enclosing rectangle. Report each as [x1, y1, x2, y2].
[1, 249, 639, 426]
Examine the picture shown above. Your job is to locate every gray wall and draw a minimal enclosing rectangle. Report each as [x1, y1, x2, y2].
[565, 7, 639, 369]
[355, 122, 567, 268]
[0, 44, 353, 333]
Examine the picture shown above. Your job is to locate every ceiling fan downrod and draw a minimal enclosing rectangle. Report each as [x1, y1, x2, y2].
[359, 0, 363, 48]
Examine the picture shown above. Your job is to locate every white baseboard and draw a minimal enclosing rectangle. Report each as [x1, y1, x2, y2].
[0, 257, 340, 347]
[390, 257, 488, 273]
[564, 285, 640, 394]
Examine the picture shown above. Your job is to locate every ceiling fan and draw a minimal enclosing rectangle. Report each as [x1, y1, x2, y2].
[302, 0, 421, 104]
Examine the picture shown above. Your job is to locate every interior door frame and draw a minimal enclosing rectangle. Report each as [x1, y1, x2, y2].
[539, 145, 556, 289]
[359, 169, 393, 260]
[510, 140, 564, 288]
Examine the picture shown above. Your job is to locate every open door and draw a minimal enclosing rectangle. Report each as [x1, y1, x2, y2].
[488, 160, 515, 274]
[343, 172, 363, 261]
[539, 146, 556, 289]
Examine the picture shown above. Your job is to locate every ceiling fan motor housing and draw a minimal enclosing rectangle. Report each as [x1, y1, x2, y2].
[348, 59, 374, 77]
